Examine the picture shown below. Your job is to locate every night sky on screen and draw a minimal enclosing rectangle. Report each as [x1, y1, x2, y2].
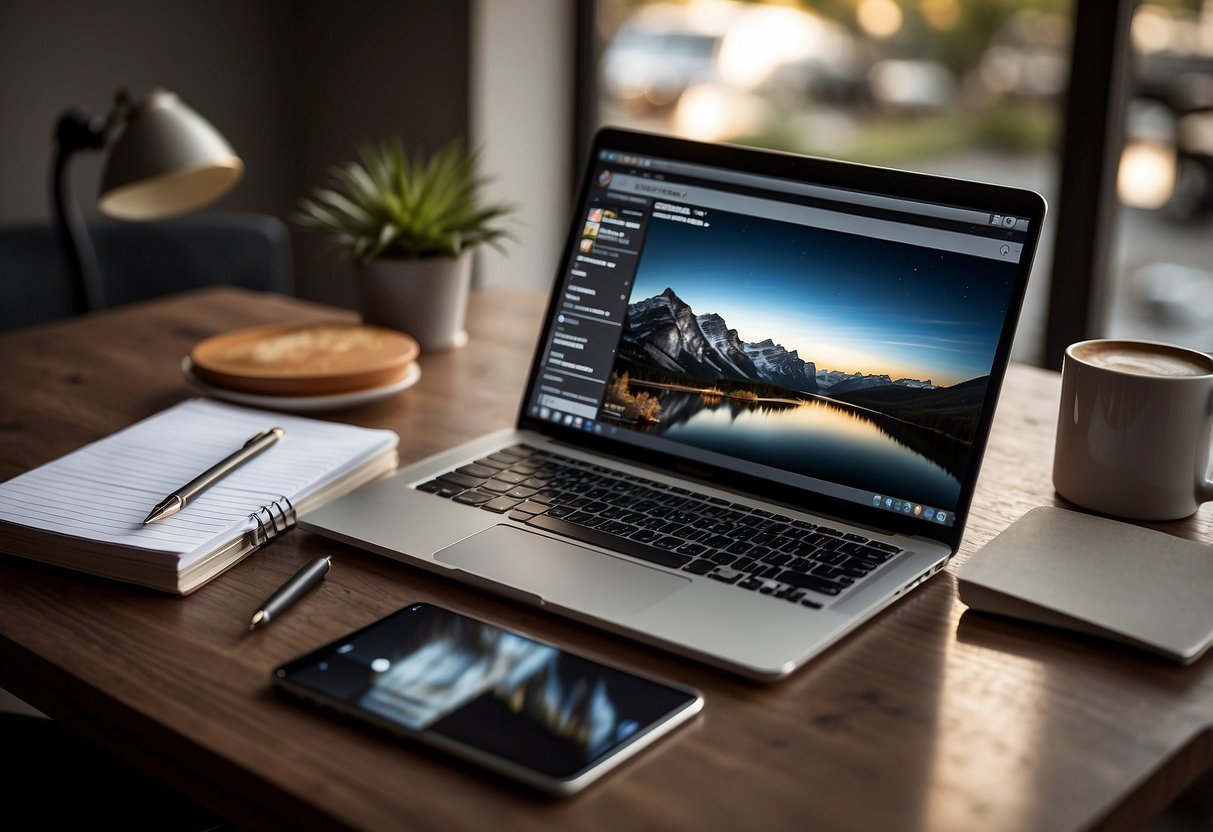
[629, 208, 1020, 387]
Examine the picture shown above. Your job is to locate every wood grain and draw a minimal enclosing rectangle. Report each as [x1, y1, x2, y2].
[0, 287, 1209, 831]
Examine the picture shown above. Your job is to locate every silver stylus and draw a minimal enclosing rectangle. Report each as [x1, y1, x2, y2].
[142, 427, 284, 524]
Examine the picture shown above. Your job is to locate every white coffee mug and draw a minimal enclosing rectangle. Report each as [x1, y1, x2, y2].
[1053, 338, 1213, 521]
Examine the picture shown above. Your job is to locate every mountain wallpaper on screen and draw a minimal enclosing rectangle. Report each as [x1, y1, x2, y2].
[621, 288, 935, 391]
[614, 288, 985, 448]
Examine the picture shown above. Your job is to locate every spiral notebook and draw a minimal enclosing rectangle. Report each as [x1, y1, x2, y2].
[0, 398, 398, 595]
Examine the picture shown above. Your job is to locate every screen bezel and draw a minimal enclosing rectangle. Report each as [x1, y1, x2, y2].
[272, 602, 704, 796]
[516, 127, 1046, 552]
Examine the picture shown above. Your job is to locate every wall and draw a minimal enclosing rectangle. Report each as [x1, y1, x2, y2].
[470, 0, 575, 293]
[0, 1, 293, 222]
[0, 0, 472, 308]
[290, 0, 471, 306]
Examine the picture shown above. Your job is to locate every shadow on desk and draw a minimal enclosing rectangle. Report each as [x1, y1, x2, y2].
[954, 610, 1213, 832]
[1147, 771, 1213, 832]
[955, 608, 1209, 675]
[4, 711, 230, 831]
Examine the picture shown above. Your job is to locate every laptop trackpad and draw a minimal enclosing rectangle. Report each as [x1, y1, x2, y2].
[435, 525, 689, 616]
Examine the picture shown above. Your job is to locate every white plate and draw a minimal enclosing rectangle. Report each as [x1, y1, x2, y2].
[182, 357, 420, 412]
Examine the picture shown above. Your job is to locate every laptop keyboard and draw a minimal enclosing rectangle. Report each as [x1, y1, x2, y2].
[417, 444, 903, 609]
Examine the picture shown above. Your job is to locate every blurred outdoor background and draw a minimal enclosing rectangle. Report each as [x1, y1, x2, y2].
[589, 0, 1213, 366]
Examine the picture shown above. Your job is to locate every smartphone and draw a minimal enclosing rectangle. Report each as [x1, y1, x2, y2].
[272, 603, 704, 795]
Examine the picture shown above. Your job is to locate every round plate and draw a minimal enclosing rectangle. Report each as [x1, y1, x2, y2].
[182, 357, 421, 413]
[190, 322, 420, 396]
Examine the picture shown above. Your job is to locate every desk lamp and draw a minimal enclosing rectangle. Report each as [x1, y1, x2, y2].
[51, 88, 244, 313]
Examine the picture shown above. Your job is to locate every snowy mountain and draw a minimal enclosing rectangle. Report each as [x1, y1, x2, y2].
[816, 370, 934, 394]
[619, 288, 818, 392]
[619, 288, 934, 395]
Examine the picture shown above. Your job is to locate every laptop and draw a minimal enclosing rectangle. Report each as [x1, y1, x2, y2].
[301, 127, 1047, 681]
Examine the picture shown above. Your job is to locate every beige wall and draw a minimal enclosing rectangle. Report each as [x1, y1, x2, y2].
[471, 0, 575, 293]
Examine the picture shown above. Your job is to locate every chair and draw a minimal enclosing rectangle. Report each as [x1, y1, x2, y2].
[0, 212, 293, 333]
[0, 210, 291, 828]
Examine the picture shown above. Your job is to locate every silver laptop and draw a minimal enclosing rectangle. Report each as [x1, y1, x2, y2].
[301, 128, 1046, 681]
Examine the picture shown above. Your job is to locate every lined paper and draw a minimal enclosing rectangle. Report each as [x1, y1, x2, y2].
[0, 399, 398, 567]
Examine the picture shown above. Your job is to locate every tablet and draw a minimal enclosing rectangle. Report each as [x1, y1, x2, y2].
[273, 602, 704, 795]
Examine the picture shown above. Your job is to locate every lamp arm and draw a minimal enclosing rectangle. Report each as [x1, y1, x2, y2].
[50, 106, 118, 313]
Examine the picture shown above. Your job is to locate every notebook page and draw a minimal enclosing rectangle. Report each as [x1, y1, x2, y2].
[0, 398, 398, 564]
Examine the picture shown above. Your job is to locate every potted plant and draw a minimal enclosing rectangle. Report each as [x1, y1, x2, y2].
[293, 137, 514, 351]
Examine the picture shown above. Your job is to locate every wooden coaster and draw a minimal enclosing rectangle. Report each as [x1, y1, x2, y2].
[190, 322, 420, 396]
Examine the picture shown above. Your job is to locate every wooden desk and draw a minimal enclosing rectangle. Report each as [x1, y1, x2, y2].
[1, 287, 1210, 831]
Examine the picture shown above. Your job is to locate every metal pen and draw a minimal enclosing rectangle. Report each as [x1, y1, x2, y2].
[142, 427, 284, 524]
[249, 555, 331, 631]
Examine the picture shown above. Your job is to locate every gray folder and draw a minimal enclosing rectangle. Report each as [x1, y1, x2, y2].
[957, 506, 1213, 664]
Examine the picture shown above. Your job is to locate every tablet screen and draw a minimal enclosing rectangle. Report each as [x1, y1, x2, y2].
[274, 602, 702, 793]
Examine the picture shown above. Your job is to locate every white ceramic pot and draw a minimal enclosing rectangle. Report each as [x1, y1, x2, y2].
[355, 252, 472, 351]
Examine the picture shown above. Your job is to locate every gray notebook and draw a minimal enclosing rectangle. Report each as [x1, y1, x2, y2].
[957, 506, 1213, 664]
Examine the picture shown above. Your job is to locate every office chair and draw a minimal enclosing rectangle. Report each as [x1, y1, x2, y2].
[0, 213, 291, 829]
[0, 212, 293, 333]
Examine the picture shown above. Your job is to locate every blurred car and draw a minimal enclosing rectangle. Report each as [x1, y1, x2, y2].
[1130, 4, 1213, 219]
[599, 3, 735, 110]
[868, 59, 956, 112]
[975, 9, 1070, 102]
[599, 1, 860, 113]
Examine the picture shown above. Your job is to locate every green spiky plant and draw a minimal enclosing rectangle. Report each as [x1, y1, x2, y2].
[293, 138, 514, 268]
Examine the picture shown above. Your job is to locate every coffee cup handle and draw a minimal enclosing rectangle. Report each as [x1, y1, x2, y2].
[1202, 391, 1213, 505]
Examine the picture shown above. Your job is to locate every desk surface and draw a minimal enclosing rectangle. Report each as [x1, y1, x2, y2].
[1, 287, 1210, 832]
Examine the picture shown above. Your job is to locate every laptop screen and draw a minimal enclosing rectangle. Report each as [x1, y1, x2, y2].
[519, 128, 1044, 547]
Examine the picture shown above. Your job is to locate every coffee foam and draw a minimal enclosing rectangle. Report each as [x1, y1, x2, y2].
[1072, 341, 1211, 377]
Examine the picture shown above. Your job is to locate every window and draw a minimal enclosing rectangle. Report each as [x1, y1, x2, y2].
[584, 0, 1071, 366]
[1106, 1, 1213, 353]
[579, 0, 1212, 368]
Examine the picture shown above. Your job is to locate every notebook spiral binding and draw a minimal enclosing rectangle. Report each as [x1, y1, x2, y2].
[250, 496, 297, 546]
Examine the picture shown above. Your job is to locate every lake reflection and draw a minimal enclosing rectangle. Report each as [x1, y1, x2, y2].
[641, 388, 961, 507]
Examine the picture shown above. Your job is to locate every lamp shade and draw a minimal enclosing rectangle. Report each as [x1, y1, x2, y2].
[98, 89, 244, 220]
